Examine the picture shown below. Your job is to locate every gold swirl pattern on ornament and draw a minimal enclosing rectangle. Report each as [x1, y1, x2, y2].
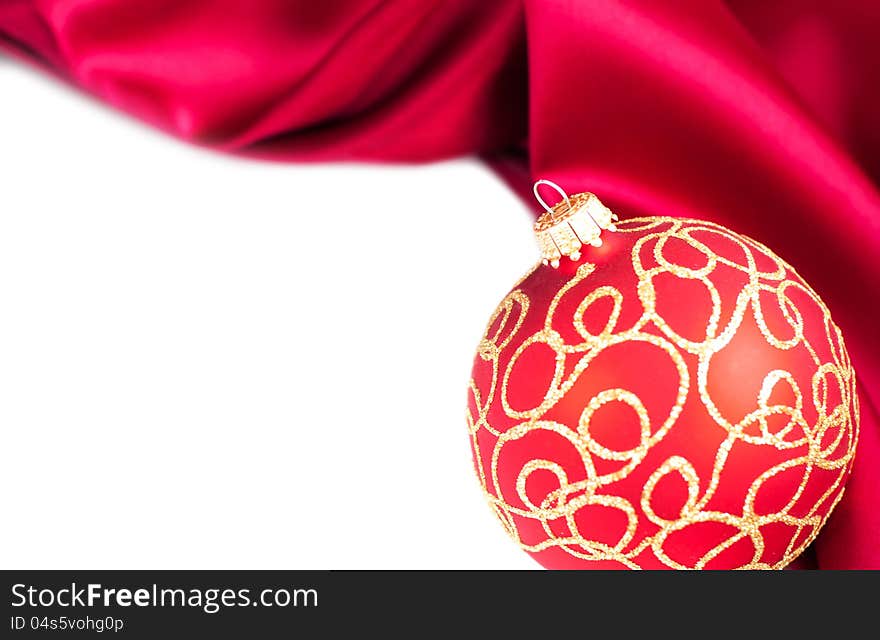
[467, 217, 859, 569]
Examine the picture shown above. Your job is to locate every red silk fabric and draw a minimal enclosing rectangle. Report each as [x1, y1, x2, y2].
[1, 1, 877, 568]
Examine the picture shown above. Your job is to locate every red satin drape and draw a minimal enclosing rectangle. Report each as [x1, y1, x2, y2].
[1, 0, 877, 568]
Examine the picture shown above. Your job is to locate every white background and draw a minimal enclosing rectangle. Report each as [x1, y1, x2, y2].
[0, 59, 538, 568]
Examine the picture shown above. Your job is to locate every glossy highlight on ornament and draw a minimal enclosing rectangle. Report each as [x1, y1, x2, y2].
[468, 207, 858, 570]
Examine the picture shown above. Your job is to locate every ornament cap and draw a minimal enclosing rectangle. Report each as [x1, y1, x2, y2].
[532, 180, 618, 267]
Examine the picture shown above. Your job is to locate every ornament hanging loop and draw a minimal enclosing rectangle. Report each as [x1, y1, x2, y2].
[532, 179, 619, 268]
[533, 179, 573, 215]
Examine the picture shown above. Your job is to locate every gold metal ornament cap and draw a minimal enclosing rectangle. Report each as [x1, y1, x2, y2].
[533, 180, 618, 267]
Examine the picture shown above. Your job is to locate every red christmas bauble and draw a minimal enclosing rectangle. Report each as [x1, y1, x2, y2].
[467, 214, 858, 569]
